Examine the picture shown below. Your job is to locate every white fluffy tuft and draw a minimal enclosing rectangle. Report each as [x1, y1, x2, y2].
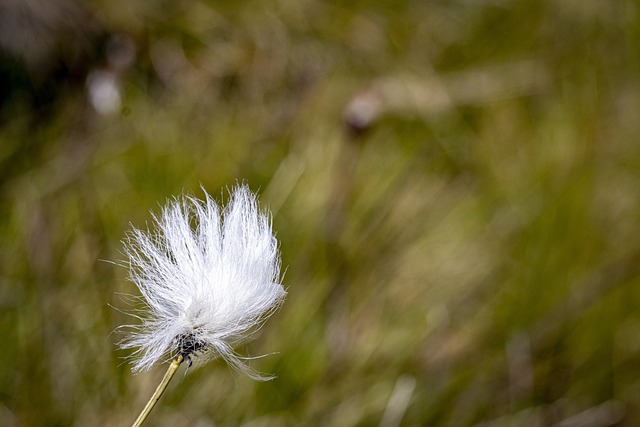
[119, 185, 286, 379]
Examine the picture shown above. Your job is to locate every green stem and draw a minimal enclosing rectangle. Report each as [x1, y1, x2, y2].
[131, 354, 184, 427]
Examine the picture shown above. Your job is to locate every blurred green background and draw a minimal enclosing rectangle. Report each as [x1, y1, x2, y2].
[1, 0, 640, 425]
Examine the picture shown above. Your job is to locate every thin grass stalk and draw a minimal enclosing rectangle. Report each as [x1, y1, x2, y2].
[131, 354, 184, 427]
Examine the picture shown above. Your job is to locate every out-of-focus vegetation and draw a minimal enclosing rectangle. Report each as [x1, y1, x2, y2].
[1, 0, 639, 425]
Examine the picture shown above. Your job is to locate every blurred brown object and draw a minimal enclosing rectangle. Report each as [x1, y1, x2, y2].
[343, 60, 550, 136]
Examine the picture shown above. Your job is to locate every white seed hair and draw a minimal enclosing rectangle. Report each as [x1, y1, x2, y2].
[119, 184, 286, 379]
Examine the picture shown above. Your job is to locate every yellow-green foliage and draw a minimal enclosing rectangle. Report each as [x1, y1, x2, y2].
[1, 1, 639, 426]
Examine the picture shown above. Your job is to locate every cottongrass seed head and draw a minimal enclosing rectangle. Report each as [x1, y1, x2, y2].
[119, 184, 286, 380]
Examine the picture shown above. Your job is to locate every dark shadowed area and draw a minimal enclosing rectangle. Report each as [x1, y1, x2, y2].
[1, 0, 640, 426]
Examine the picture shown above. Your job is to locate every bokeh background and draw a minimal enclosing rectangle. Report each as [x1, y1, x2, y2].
[1, 0, 640, 425]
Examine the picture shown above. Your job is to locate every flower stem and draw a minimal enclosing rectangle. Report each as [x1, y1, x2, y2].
[131, 354, 184, 427]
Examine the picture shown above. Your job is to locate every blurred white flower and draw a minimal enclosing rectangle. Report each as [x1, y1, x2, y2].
[119, 185, 286, 379]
